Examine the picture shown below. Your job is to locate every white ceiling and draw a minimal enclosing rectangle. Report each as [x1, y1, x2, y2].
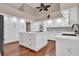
[2, 3, 77, 21]
[4, 3, 23, 9]
[4, 3, 60, 12]
[27, 3, 52, 8]
[5, 3, 53, 9]
[4, 3, 61, 20]
[27, 3, 41, 8]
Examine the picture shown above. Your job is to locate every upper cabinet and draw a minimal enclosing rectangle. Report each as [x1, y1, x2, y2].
[69, 7, 79, 26]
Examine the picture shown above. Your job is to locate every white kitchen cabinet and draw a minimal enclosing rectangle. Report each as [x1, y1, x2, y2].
[19, 32, 48, 51]
[55, 32, 79, 56]
[56, 39, 79, 56]
[69, 7, 79, 26]
[47, 32, 59, 41]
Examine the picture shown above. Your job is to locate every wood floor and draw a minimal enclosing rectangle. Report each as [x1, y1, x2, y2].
[3, 40, 56, 56]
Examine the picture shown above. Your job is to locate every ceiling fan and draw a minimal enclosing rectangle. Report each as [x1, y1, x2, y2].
[36, 3, 51, 12]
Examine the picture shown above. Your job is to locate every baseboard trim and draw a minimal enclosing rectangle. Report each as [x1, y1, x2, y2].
[4, 41, 19, 46]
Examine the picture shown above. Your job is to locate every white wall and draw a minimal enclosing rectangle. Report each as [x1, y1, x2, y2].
[4, 14, 26, 44]
[45, 18, 69, 27]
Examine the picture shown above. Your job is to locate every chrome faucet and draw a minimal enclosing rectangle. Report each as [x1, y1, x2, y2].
[72, 24, 79, 35]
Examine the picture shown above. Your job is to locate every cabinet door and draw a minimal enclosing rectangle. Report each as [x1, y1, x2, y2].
[26, 34, 35, 49]
[69, 7, 78, 26]
[56, 39, 79, 56]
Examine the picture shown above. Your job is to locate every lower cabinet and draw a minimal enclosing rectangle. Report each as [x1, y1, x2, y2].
[56, 39, 79, 56]
[19, 32, 48, 51]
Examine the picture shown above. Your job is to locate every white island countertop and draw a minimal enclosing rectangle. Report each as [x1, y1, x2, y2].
[19, 32, 48, 51]
[20, 31, 48, 34]
[55, 32, 79, 40]
[56, 32, 79, 56]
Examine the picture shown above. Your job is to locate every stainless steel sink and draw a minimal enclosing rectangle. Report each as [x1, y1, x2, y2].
[62, 33, 77, 36]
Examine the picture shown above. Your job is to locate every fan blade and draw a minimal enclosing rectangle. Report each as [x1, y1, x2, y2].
[44, 8, 48, 11]
[45, 5, 51, 8]
[39, 9, 42, 12]
[36, 7, 41, 9]
[41, 3, 45, 7]
[47, 14, 50, 19]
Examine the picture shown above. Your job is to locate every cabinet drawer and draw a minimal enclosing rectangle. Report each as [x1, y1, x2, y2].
[26, 42, 35, 49]
[27, 38, 34, 41]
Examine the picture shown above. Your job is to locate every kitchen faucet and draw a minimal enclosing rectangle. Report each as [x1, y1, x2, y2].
[72, 24, 79, 35]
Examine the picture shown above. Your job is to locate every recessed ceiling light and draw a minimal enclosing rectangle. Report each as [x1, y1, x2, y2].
[12, 17, 17, 22]
[57, 18, 62, 23]
[20, 19, 25, 23]
[47, 20, 52, 24]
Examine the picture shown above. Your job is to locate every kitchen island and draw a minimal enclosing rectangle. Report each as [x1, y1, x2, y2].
[19, 32, 48, 51]
[55, 32, 79, 56]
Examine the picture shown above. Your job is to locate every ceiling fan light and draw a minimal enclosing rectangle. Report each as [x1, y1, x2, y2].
[36, 3, 51, 12]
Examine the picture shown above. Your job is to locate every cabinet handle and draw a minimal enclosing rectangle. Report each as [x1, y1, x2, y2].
[28, 44, 32, 46]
